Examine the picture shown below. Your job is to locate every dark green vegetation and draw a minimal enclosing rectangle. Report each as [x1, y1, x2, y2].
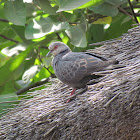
[0, 0, 139, 115]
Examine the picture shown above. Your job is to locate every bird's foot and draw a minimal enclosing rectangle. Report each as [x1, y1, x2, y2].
[66, 87, 87, 103]
[66, 88, 76, 103]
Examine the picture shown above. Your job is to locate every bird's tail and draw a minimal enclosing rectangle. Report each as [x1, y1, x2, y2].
[103, 59, 124, 70]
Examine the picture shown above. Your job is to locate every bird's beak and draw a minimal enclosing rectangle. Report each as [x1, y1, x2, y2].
[46, 50, 52, 57]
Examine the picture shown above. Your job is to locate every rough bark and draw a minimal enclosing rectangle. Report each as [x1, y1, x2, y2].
[0, 25, 140, 140]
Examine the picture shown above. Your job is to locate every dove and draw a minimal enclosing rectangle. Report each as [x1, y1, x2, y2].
[47, 42, 119, 102]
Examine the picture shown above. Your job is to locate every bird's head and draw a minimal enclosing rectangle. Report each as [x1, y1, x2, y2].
[47, 42, 71, 57]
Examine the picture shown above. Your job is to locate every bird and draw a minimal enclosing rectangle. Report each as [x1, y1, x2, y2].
[47, 41, 119, 102]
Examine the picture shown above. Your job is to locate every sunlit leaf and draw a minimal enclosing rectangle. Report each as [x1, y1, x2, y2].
[78, 0, 103, 9]
[0, 46, 32, 86]
[92, 16, 112, 24]
[32, 67, 51, 83]
[25, 16, 69, 39]
[22, 65, 40, 83]
[2, 43, 27, 57]
[42, 57, 52, 68]
[23, 0, 33, 3]
[56, 0, 91, 12]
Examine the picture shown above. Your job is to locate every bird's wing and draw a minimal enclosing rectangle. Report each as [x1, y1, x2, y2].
[84, 52, 108, 61]
[58, 52, 106, 80]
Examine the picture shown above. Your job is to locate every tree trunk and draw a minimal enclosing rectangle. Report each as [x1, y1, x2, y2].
[0, 25, 140, 140]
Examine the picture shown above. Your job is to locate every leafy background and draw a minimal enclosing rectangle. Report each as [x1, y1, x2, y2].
[0, 0, 139, 116]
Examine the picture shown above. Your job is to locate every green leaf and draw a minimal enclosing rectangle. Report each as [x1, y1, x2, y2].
[0, 52, 9, 67]
[0, 45, 32, 86]
[56, 0, 91, 12]
[106, 0, 127, 6]
[0, 28, 17, 45]
[25, 3, 36, 17]
[104, 14, 132, 40]
[32, 67, 51, 83]
[92, 16, 112, 24]
[11, 25, 27, 42]
[88, 24, 104, 44]
[65, 25, 87, 47]
[0, 41, 15, 50]
[80, 15, 88, 32]
[62, 11, 78, 22]
[89, 2, 119, 17]
[42, 57, 52, 68]
[25, 16, 69, 39]
[0, 3, 6, 19]
[0, 22, 9, 33]
[78, 0, 103, 9]
[4, 0, 26, 26]
[38, 0, 57, 15]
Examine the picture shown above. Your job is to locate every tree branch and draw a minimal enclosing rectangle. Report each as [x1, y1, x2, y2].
[118, 6, 135, 21]
[128, 0, 139, 23]
[16, 78, 49, 95]
[32, 2, 41, 10]
[0, 34, 19, 43]
[0, 18, 9, 22]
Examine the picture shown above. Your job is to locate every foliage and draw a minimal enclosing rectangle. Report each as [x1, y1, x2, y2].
[0, 0, 139, 115]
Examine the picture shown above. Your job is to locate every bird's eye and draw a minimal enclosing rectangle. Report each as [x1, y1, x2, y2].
[54, 45, 58, 49]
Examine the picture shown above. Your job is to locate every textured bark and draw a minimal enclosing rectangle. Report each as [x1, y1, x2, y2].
[0, 25, 140, 140]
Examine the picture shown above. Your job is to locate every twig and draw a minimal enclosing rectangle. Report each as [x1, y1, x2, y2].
[129, 92, 138, 109]
[128, 0, 139, 23]
[92, 67, 126, 75]
[32, 2, 41, 10]
[37, 47, 55, 76]
[56, 33, 62, 41]
[0, 34, 19, 43]
[104, 92, 121, 107]
[124, 5, 140, 9]
[128, 12, 140, 17]
[44, 125, 57, 137]
[118, 6, 134, 21]
[16, 78, 49, 95]
[0, 18, 9, 22]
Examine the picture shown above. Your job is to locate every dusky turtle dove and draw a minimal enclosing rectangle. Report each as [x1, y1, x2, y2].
[47, 42, 119, 101]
